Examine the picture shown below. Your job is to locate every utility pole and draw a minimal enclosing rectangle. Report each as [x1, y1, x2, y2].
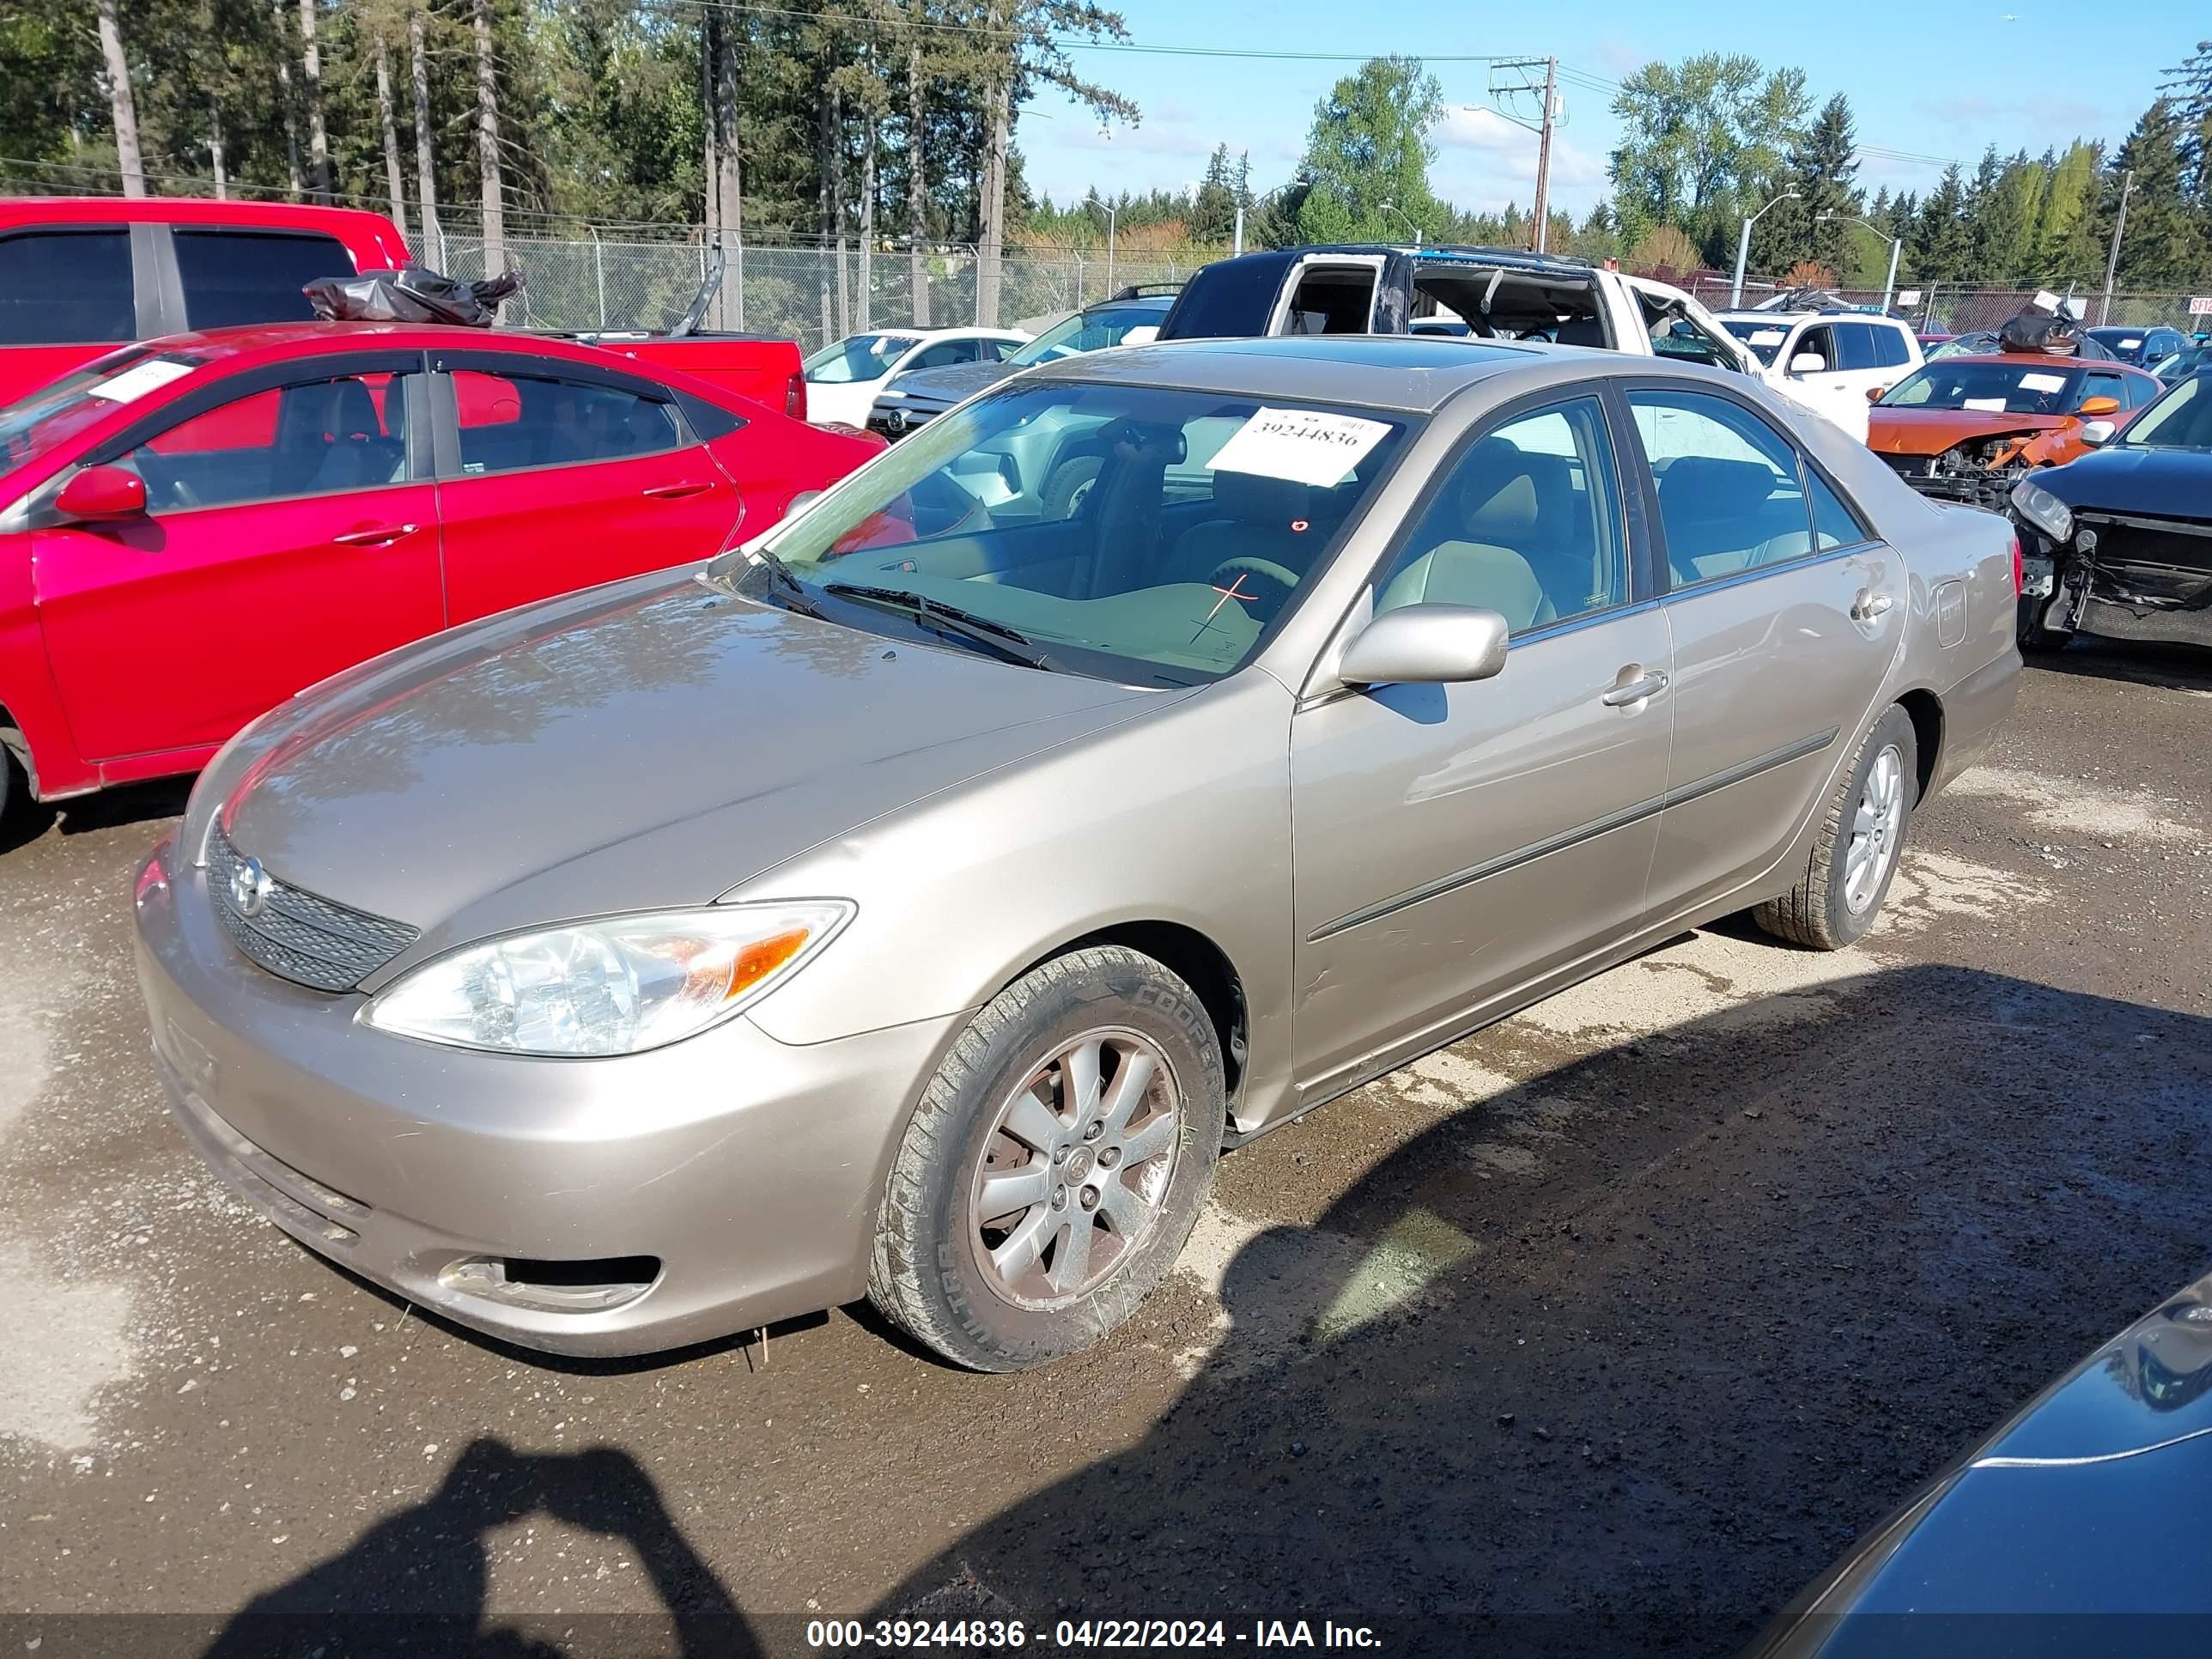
[2100, 168, 2135, 327]
[1485, 58, 1559, 252]
[1530, 57, 1557, 253]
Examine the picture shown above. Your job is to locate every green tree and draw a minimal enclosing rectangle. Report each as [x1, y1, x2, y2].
[1192, 142, 1237, 242]
[1754, 91, 1860, 278]
[1291, 55, 1443, 245]
[2109, 97, 2205, 289]
[1607, 52, 1806, 263]
[1911, 164, 1972, 283]
[2035, 140, 2106, 284]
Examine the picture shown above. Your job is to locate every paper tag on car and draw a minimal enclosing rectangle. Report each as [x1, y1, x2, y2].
[2017, 372, 2067, 392]
[1206, 407, 1392, 488]
[1962, 397, 2008, 411]
[85, 359, 196, 404]
[1750, 330, 1787, 346]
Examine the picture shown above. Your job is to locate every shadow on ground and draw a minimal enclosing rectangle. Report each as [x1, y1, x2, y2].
[871, 964, 2212, 1656]
[0, 775, 191, 855]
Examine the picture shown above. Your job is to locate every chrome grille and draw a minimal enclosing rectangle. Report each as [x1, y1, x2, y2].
[206, 823, 419, 994]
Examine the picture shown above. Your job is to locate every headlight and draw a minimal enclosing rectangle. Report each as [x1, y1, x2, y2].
[2009, 477, 2073, 544]
[363, 901, 854, 1056]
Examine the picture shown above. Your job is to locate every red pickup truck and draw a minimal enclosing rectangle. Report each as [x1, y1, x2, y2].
[0, 197, 809, 418]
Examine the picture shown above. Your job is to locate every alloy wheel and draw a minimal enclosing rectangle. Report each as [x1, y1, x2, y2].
[1844, 743, 1906, 915]
[969, 1027, 1182, 1309]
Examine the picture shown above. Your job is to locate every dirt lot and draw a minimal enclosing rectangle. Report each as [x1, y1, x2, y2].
[3, 638, 2210, 1657]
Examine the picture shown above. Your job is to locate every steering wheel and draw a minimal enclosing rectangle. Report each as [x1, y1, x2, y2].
[1206, 556, 1302, 624]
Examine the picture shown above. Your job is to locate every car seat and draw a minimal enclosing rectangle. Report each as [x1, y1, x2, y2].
[1655, 457, 1791, 582]
[1167, 469, 1347, 587]
[273, 379, 400, 495]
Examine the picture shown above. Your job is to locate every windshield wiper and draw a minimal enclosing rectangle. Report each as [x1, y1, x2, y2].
[821, 583, 1054, 670]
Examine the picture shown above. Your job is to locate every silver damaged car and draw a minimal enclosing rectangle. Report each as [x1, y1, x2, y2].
[133, 337, 2021, 1370]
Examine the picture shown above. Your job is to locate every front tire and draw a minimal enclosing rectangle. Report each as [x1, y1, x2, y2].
[1753, 705, 1917, 951]
[868, 945, 1225, 1371]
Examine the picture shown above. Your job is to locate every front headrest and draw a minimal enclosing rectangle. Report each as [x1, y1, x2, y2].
[1454, 437, 1566, 540]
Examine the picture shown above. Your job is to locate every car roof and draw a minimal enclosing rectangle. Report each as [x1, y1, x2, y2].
[1025, 332, 1610, 414]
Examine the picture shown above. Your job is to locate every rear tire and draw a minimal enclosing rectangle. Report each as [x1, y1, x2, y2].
[1753, 705, 1917, 951]
[868, 945, 1224, 1372]
[0, 738, 25, 836]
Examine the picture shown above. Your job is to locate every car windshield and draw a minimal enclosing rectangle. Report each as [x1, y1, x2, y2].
[1006, 306, 1163, 368]
[0, 348, 204, 476]
[1721, 319, 1796, 365]
[736, 380, 1412, 684]
[1876, 361, 2082, 414]
[803, 333, 921, 384]
[2119, 374, 2212, 450]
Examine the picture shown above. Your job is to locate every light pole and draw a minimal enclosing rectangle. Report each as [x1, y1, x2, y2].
[1378, 201, 1423, 247]
[1103, 202, 1119, 296]
[1731, 190, 1798, 309]
[1817, 210, 1904, 313]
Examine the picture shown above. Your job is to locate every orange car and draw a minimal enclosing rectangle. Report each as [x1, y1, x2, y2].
[1867, 354, 2163, 506]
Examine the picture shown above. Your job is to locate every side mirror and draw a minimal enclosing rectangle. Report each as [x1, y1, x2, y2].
[54, 464, 148, 524]
[1788, 352, 1827, 375]
[1338, 604, 1510, 688]
[2079, 420, 2117, 447]
[2076, 395, 2120, 417]
[1866, 385, 1888, 403]
[784, 489, 823, 518]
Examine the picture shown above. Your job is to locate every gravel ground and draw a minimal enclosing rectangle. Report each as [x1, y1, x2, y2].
[2, 636, 2209, 1657]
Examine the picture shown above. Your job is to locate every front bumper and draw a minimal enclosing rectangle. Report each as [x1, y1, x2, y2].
[132, 842, 959, 1358]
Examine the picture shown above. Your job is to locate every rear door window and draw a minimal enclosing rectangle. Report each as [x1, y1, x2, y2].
[1869, 325, 1914, 368]
[1627, 389, 1814, 586]
[1832, 324, 1881, 372]
[0, 229, 135, 345]
[449, 369, 682, 474]
[174, 229, 357, 329]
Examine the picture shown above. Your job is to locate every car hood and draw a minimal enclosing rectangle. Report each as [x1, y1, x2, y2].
[1749, 1269, 2212, 1649]
[215, 570, 1161, 965]
[1867, 406, 2072, 455]
[881, 359, 1020, 409]
[2036, 443, 2212, 517]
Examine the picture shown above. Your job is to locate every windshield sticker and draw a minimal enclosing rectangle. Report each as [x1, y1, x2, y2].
[84, 359, 195, 404]
[1206, 406, 1393, 488]
[2017, 372, 2068, 393]
[1750, 329, 1787, 346]
[1962, 397, 2009, 411]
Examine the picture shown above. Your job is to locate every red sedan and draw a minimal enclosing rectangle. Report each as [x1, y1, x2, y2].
[0, 322, 878, 825]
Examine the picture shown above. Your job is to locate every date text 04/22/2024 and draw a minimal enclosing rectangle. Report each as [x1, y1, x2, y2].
[805, 1619, 1386, 1650]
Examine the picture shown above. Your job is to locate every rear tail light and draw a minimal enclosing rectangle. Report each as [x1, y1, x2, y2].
[785, 370, 806, 422]
[2010, 536, 2024, 598]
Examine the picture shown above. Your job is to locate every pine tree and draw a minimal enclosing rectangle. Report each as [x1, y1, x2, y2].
[2109, 99, 2205, 289]
[1911, 165, 1972, 283]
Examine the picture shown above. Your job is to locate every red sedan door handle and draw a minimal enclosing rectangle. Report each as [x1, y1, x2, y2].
[642, 481, 714, 501]
[331, 523, 420, 548]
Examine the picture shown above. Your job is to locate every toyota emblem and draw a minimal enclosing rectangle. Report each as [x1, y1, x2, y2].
[232, 857, 274, 920]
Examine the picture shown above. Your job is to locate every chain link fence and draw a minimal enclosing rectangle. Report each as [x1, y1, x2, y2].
[428, 230, 1184, 349]
[1674, 273, 2209, 337]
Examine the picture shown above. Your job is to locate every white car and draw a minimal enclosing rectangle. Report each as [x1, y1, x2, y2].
[1717, 310, 1923, 443]
[800, 326, 1030, 428]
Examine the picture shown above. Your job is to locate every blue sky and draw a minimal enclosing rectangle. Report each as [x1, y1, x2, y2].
[1018, 2, 2207, 220]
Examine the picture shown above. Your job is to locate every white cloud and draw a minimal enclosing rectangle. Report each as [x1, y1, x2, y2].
[1430, 106, 1607, 214]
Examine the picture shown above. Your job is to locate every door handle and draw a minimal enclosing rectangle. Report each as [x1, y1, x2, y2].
[1852, 591, 1895, 622]
[1601, 672, 1668, 708]
[331, 523, 419, 548]
[642, 481, 714, 501]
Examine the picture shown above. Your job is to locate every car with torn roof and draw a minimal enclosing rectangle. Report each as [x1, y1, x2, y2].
[135, 333, 2019, 1375]
[1154, 244, 1808, 404]
[2007, 367, 2212, 652]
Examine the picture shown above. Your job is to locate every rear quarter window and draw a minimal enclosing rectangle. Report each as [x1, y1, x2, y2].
[174, 229, 357, 330]
[0, 229, 135, 345]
